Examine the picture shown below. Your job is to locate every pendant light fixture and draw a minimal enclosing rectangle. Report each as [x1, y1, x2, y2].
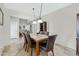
[32, 3, 43, 24]
[32, 8, 37, 24]
[37, 3, 43, 23]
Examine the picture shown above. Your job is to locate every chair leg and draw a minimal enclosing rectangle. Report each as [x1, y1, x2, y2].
[25, 44, 28, 52]
[28, 47, 32, 56]
[53, 52, 54, 56]
[46, 51, 54, 56]
[23, 43, 26, 48]
[31, 48, 32, 56]
[52, 50, 54, 56]
[45, 52, 48, 56]
[25, 45, 27, 51]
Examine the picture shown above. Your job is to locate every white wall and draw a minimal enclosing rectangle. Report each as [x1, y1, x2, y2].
[0, 4, 10, 46]
[41, 4, 79, 50]
[0, 3, 22, 46]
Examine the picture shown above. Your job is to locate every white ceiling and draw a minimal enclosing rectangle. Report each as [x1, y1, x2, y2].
[4, 3, 72, 20]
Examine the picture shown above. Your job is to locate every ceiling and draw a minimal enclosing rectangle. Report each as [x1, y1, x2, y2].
[4, 3, 72, 20]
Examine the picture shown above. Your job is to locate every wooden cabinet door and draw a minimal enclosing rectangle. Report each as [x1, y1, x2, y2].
[43, 21, 47, 31]
[40, 21, 47, 32]
[40, 23, 43, 31]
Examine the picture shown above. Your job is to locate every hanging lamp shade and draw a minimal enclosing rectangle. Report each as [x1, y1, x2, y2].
[32, 21, 37, 24]
[38, 19, 43, 23]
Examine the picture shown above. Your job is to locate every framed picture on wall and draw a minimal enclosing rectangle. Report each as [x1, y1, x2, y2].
[0, 8, 4, 25]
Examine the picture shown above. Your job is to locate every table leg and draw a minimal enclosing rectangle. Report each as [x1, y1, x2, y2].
[35, 41, 40, 56]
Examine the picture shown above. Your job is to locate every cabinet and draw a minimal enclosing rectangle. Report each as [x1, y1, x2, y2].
[40, 21, 47, 32]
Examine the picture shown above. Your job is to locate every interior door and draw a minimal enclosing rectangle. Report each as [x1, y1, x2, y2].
[76, 14, 79, 55]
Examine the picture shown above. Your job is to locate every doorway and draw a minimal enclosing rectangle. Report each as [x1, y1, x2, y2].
[76, 14, 79, 55]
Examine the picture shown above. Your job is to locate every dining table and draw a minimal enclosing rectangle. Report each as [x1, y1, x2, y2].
[30, 33, 48, 56]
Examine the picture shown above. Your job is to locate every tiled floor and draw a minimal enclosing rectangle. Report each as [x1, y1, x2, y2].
[1, 40, 76, 56]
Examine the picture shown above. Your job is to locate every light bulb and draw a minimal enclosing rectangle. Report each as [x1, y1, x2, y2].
[32, 21, 37, 24]
[38, 20, 43, 23]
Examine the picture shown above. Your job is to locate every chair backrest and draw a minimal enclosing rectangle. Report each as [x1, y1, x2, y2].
[46, 35, 57, 52]
[22, 32, 28, 44]
[19, 32, 23, 38]
[22, 32, 31, 47]
[44, 32, 49, 35]
[37, 31, 49, 35]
